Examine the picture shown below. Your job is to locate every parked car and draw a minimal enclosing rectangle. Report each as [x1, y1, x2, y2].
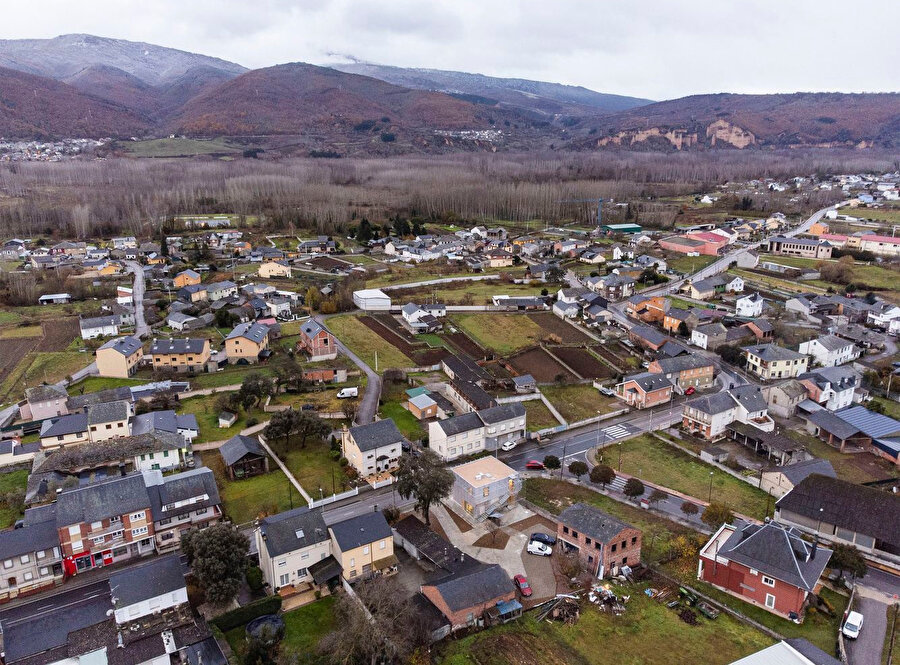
[501, 440, 517, 451]
[842, 611, 864, 639]
[525, 460, 545, 470]
[514, 574, 532, 597]
[530, 532, 557, 546]
[337, 387, 359, 399]
[684, 386, 696, 395]
[527, 540, 552, 557]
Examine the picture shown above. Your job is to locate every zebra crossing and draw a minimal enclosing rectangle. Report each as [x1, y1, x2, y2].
[599, 422, 637, 442]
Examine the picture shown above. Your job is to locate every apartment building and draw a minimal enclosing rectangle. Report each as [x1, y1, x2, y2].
[0, 504, 63, 602]
[96, 335, 144, 378]
[342, 419, 406, 477]
[149, 338, 211, 373]
[616, 372, 673, 409]
[225, 322, 270, 364]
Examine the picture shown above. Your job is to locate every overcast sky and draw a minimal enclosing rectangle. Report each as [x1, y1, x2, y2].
[2, 0, 898, 100]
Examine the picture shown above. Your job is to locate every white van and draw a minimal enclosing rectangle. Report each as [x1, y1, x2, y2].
[336, 387, 359, 399]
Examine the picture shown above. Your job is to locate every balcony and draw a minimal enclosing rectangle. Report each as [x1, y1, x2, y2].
[745, 414, 775, 432]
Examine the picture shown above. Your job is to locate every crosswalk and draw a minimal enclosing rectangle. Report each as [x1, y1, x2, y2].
[599, 423, 637, 442]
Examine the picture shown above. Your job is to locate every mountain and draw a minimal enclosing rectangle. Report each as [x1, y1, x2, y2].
[0, 34, 246, 86]
[332, 62, 652, 116]
[577, 92, 900, 150]
[0, 66, 149, 139]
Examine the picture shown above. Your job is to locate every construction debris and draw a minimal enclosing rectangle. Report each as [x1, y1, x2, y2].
[587, 584, 629, 615]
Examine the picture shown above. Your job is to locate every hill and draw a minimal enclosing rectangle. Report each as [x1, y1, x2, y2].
[0, 66, 149, 139]
[576, 92, 900, 150]
[331, 62, 652, 116]
[0, 33, 246, 86]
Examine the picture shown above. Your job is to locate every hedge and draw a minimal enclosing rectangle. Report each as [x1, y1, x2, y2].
[212, 595, 283, 632]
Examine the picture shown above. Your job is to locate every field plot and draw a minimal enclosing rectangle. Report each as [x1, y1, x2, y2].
[444, 331, 487, 359]
[452, 314, 544, 354]
[541, 384, 620, 422]
[523, 399, 561, 431]
[508, 347, 575, 383]
[36, 318, 80, 351]
[550, 347, 615, 379]
[526, 313, 591, 343]
[305, 256, 353, 271]
[358, 316, 446, 365]
[327, 315, 414, 369]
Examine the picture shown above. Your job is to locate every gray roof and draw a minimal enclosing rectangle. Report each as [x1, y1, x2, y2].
[743, 344, 807, 362]
[40, 412, 88, 438]
[836, 405, 900, 439]
[25, 385, 68, 403]
[97, 335, 143, 357]
[0, 507, 59, 559]
[226, 322, 269, 343]
[329, 512, 392, 551]
[729, 385, 768, 413]
[79, 315, 118, 330]
[86, 400, 129, 425]
[34, 431, 185, 473]
[55, 473, 150, 526]
[512, 375, 535, 386]
[477, 402, 526, 425]
[719, 520, 831, 593]
[777, 474, 900, 549]
[67, 386, 133, 411]
[348, 419, 406, 452]
[428, 563, 513, 612]
[623, 372, 672, 392]
[694, 322, 727, 336]
[687, 392, 737, 416]
[258, 506, 330, 557]
[437, 412, 484, 436]
[167, 312, 196, 324]
[301, 319, 328, 338]
[150, 338, 207, 355]
[629, 324, 668, 348]
[799, 366, 858, 392]
[131, 410, 198, 437]
[809, 334, 853, 352]
[108, 554, 185, 609]
[784, 638, 843, 665]
[219, 434, 267, 467]
[806, 409, 862, 441]
[770, 458, 836, 486]
[558, 502, 635, 544]
[652, 354, 712, 374]
[146, 467, 220, 520]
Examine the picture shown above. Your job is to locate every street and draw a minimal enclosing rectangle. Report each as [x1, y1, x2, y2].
[124, 260, 150, 338]
[847, 568, 900, 665]
[315, 314, 381, 425]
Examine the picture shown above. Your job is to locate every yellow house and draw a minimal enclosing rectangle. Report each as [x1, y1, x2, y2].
[225, 323, 270, 364]
[149, 338, 211, 373]
[328, 512, 396, 582]
[258, 261, 292, 279]
[743, 344, 810, 380]
[98, 262, 123, 276]
[96, 336, 144, 378]
[86, 400, 131, 442]
[174, 269, 202, 288]
[147, 255, 166, 265]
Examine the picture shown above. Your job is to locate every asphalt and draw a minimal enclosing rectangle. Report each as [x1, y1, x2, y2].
[315, 314, 381, 425]
[846, 568, 900, 665]
[124, 260, 150, 337]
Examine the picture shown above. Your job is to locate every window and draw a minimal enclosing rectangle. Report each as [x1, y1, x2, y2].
[92, 536, 106, 546]
[363, 546, 370, 555]
[23, 572, 33, 582]
[297, 568, 308, 578]
[483, 487, 490, 497]
[749, 568, 758, 576]
[585, 537, 592, 545]
[36, 550, 45, 560]
[349, 570, 357, 578]
[611, 544, 617, 553]
[39, 567, 49, 577]
[765, 594, 775, 609]
[379, 540, 386, 550]
[631, 537, 637, 545]
[158, 518, 172, 526]
[277, 560, 287, 567]
[131, 526, 149, 537]
[563, 526, 570, 535]
[2, 560, 11, 569]
[106, 424, 112, 430]
[762, 576, 776, 588]
[279, 573, 290, 586]
[19, 555, 29, 564]
[110, 516, 121, 524]
[622, 557, 628, 565]
[130, 511, 146, 522]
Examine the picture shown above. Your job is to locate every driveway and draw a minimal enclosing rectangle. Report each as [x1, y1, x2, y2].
[124, 261, 150, 337]
[846, 593, 888, 665]
[316, 314, 380, 424]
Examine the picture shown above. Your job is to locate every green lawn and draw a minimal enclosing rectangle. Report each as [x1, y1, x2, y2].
[730, 269, 825, 295]
[67, 376, 148, 394]
[326, 315, 413, 369]
[540, 384, 620, 422]
[615, 435, 771, 520]
[425, 280, 544, 305]
[120, 137, 240, 157]
[759, 254, 900, 291]
[784, 430, 897, 484]
[225, 596, 337, 662]
[0, 351, 90, 405]
[667, 296, 698, 310]
[379, 401, 425, 441]
[438, 584, 772, 665]
[524, 399, 561, 431]
[179, 393, 265, 444]
[451, 314, 544, 354]
[0, 470, 28, 528]
[282, 440, 347, 499]
[666, 254, 718, 275]
[872, 397, 900, 420]
[0, 326, 42, 339]
[202, 452, 298, 525]
[184, 365, 277, 390]
[0, 311, 23, 325]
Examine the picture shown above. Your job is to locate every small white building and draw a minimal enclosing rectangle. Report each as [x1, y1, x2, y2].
[352, 288, 391, 311]
[79, 314, 120, 340]
[735, 293, 764, 318]
[109, 554, 188, 625]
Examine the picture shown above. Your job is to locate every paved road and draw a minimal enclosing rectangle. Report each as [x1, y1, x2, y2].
[847, 568, 900, 665]
[124, 260, 150, 338]
[0, 579, 109, 625]
[315, 314, 380, 425]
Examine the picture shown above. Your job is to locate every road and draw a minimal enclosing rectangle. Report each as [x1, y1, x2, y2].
[315, 314, 380, 425]
[124, 260, 150, 338]
[847, 568, 900, 665]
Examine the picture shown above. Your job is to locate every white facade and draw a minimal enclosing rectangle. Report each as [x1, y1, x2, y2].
[81, 321, 119, 340]
[113, 586, 188, 624]
[735, 294, 763, 318]
[428, 420, 485, 461]
[798, 338, 857, 368]
[352, 288, 391, 311]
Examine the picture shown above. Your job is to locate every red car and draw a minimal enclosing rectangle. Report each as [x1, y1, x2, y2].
[514, 574, 533, 597]
[525, 460, 545, 470]
[684, 386, 696, 395]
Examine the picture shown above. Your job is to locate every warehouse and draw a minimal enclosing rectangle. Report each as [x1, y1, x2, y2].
[352, 288, 392, 311]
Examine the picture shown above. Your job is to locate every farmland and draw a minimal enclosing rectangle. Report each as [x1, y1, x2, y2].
[540, 384, 621, 422]
[508, 346, 575, 383]
[326, 315, 414, 369]
[451, 313, 545, 354]
[526, 313, 591, 343]
[549, 346, 616, 379]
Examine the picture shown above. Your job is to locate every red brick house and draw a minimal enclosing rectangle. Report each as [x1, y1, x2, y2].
[557, 503, 642, 578]
[420, 563, 517, 631]
[625, 295, 668, 324]
[698, 520, 832, 619]
[297, 319, 338, 361]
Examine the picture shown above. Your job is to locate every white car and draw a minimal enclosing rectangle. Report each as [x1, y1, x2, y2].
[842, 611, 864, 639]
[527, 540, 552, 557]
[501, 441, 517, 452]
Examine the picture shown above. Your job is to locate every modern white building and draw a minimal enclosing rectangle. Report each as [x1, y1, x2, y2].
[798, 335, 858, 368]
[352, 288, 392, 311]
[735, 293, 764, 318]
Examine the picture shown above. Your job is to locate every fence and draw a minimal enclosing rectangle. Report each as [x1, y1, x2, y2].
[496, 393, 543, 404]
[308, 486, 360, 509]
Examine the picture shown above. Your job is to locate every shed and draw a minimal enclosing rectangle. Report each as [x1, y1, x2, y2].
[219, 434, 269, 479]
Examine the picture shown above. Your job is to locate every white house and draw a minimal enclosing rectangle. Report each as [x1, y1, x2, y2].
[428, 412, 485, 461]
[109, 554, 188, 624]
[256, 506, 333, 591]
[867, 303, 900, 329]
[400, 303, 441, 333]
[79, 315, 120, 340]
[352, 288, 391, 311]
[735, 293, 764, 318]
[798, 335, 858, 367]
[798, 366, 858, 411]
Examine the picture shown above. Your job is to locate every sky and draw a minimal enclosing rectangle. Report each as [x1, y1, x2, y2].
[2, 0, 898, 100]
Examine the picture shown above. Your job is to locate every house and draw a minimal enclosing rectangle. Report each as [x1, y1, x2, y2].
[798, 335, 857, 368]
[659, 235, 709, 256]
[149, 338, 211, 373]
[698, 520, 831, 618]
[206, 280, 238, 302]
[807, 405, 900, 462]
[429, 412, 485, 461]
[259, 260, 292, 278]
[298, 236, 337, 254]
[225, 322, 270, 364]
[256, 506, 336, 591]
[558, 503, 642, 578]
[628, 324, 669, 352]
[682, 389, 761, 441]
[146, 467, 222, 552]
[39, 413, 90, 448]
[764, 380, 809, 418]
[353, 288, 392, 311]
[401, 303, 442, 333]
[745, 318, 775, 341]
[648, 354, 715, 392]
[775, 474, 900, 560]
[615, 372, 673, 409]
[131, 409, 199, 445]
[625, 295, 667, 323]
[167, 311, 198, 331]
[727, 639, 842, 665]
[512, 374, 536, 393]
[483, 249, 513, 268]
[691, 322, 727, 350]
[79, 314, 119, 340]
[867, 302, 900, 329]
[687, 275, 728, 300]
[766, 236, 833, 259]
[178, 283, 209, 303]
[297, 319, 338, 361]
[594, 274, 635, 300]
[760, 458, 836, 499]
[743, 344, 809, 380]
[663, 307, 698, 335]
[0, 504, 63, 601]
[342, 419, 406, 477]
[421, 563, 516, 631]
[450, 456, 520, 520]
[21, 385, 69, 421]
[634, 254, 666, 272]
[95, 335, 144, 378]
[735, 293, 764, 318]
[219, 434, 270, 479]
[479, 403, 527, 451]
[329, 511, 396, 582]
[174, 269, 202, 288]
[86, 400, 132, 443]
[407, 393, 438, 420]
[798, 366, 857, 411]
[553, 300, 580, 319]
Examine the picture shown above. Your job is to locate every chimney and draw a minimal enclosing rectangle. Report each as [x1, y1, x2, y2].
[811, 541, 818, 560]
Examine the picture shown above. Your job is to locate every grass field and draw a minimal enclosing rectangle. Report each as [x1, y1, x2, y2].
[759, 254, 900, 291]
[540, 384, 620, 422]
[0, 470, 28, 529]
[0, 326, 42, 339]
[379, 401, 426, 441]
[182, 365, 277, 390]
[179, 393, 265, 444]
[226, 597, 337, 662]
[0, 351, 89, 404]
[666, 254, 718, 275]
[67, 376, 148, 394]
[451, 314, 544, 354]
[282, 440, 346, 499]
[730, 269, 825, 295]
[202, 452, 296, 525]
[0, 311, 23, 325]
[119, 137, 240, 157]
[327, 315, 413, 369]
[523, 399, 561, 431]
[614, 435, 771, 519]
[872, 397, 900, 420]
[785, 430, 897, 484]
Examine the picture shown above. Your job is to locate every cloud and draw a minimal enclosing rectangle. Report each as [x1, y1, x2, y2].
[0, 0, 897, 99]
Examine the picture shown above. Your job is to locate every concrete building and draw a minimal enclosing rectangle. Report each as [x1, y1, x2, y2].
[342, 419, 406, 477]
[96, 335, 144, 378]
[557, 503, 642, 578]
[225, 322, 270, 364]
[79, 315, 119, 340]
[149, 338, 211, 373]
[798, 335, 858, 368]
[743, 344, 809, 380]
[449, 456, 520, 520]
[352, 288, 391, 311]
[766, 236, 833, 259]
[615, 372, 673, 409]
[329, 512, 396, 582]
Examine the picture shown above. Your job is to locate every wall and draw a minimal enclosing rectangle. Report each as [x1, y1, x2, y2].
[114, 587, 188, 623]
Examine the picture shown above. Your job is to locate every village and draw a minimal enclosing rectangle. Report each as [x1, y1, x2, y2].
[0, 170, 898, 665]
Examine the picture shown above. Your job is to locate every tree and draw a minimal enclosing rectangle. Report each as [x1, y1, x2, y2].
[214, 308, 237, 329]
[648, 489, 668, 506]
[590, 464, 615, 489]
[701, 502, 734, 529]
[677, 321, 690, 337]
[543, 455, 561, 470]
[622, 478, 645, 500]
[340, 398, 359, 423]
[239, 373, 273, 411]
[181, 524, 248, 606]
[830, 543, 868, 580]
[680, 501, 699, 517]
[568, 460, 588, 480]
[264, 409, 329, 456]
[395, 450, 453, 526]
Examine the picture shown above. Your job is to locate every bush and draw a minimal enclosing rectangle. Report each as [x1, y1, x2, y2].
[329, 449, 341, 460]
[543, 455, 561, 470]
[245, 566, 264, 591]
[212, 595, 283, 632]
[338, 456, 348, 467]
[246, 417, 259, 427]
[380, 132, 396, 143]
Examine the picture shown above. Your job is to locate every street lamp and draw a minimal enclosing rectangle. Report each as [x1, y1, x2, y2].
[618, 442, 623, 471]
[708, 471, 714, 503]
